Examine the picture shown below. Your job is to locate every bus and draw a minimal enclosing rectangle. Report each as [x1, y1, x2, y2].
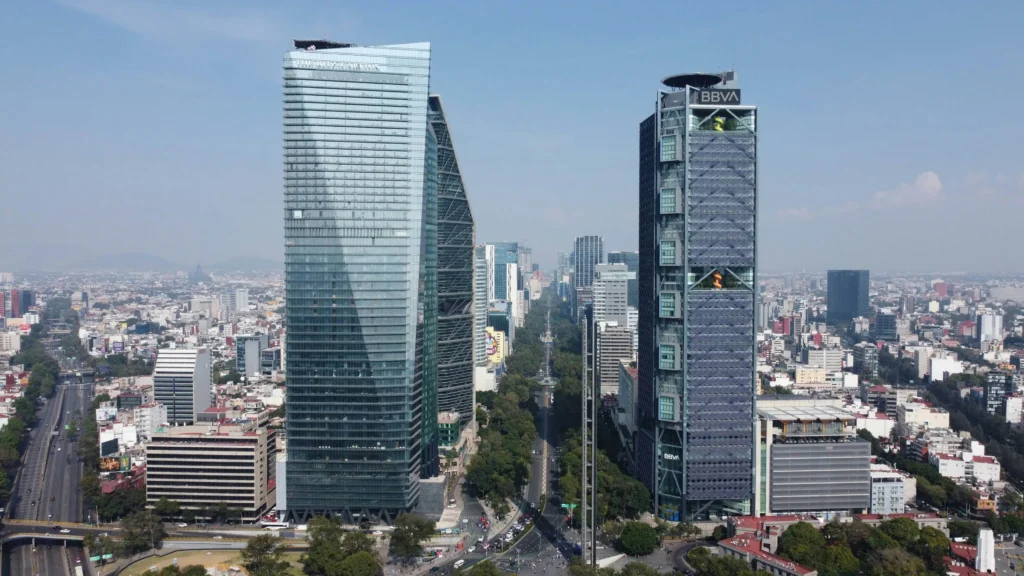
[260, 521, 290, 530]
[75, 567, 84, 576]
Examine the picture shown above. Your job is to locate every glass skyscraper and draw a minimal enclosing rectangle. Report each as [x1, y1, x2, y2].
[282, 40, 437, 522]
[573, 235, 605, 288]
[491, 242, 519, 301]
[826, 270, 870, 323]
[607, 250, 640, 307]
[428, 95, 476, 429]
[635, 71, 757, 521]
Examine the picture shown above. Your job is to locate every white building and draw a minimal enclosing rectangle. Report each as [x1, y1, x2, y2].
[856, 410, 894, 439]
[133, 402, 168, 441]
[870, 468, 906, 514]
[235, 288, 249, 313]
[596, 322, 633, 396]
[897, 402, 950, 433]
[0, 332, 20, 353]
[1005, 394, 1024, 424]
[929, 357, 963, 381]
[153, 347, 212, 425]
[826, 371, 858, 389]
[802, 348, 844, 373]
[592, 263, 633, 326]
[794, 367, 827, 384]
[971, 455, 1001, 484]
[929, 452, 966, 480]
[978, 313, 1003, 346]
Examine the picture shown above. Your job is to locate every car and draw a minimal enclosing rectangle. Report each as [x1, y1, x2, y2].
[468, 546, 476, 553]
[57, 447, 61, 452]
[59, 529, 71, 534]
[372, 530, 383, 536]
[430, 568, 440, 573]
[477, 537, 484, 543]
[446, 504, 456, 509]
[177, 523, 188, 527]
[52, 525, 62, 531]
[213, 535, 223, 540]
[30, 500, 35, 506]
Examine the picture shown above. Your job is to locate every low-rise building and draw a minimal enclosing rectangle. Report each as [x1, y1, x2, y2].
[853, 512, 948, 535]
[719, 534, 817, 576]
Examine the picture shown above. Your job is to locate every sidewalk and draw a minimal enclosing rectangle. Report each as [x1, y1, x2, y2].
[479, 497, 522, 541]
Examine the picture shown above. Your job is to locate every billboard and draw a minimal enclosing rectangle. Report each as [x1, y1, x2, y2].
[100, 438, 119, 457]
[112, 340, 125, 353]
[100, 457, 121, 471]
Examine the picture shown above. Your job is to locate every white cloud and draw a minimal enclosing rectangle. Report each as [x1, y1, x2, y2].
[871, 171, 943, 209]
[776, 207, 814, 220]
[57, 0, 278, 43]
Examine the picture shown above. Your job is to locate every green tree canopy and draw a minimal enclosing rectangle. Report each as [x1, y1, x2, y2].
[338, 551, 379, 576]
[616, 522, 659, 556]
[390, 514, 436, 561]
[242, 534, 292, 576]
[777, 522, 826, 568]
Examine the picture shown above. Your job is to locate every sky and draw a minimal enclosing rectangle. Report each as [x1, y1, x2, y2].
[1, 0, 1022, 272]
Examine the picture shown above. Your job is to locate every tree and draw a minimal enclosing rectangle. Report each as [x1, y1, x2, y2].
[242, 534, 292, 576]
[389, 514, 436, 561]
[823, 544, 859, 576]
[154, 497, 181, 519]
[877, 517, 919, 547]
[338, 551, 380, 576]
[865, 548, 927, 576]
[619, 562, 660, 576]
[687, 546, 711, 571]
[777, 522, 826, 568]
[697, 556, 758, 576]
[616, 522, 658, 556]
[120, 510, 167, 555]
[339, 530, 376, 558]
[865, 529, 899, 552]
[464, 561, 509, 576]
[710, 525, 728, 542]
[912, 526, 950, 571]
[302, 516, 347, 576]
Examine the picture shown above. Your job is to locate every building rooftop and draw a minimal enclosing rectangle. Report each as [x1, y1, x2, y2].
[757, 405, 856, 423]
[720, 536, 816, 576]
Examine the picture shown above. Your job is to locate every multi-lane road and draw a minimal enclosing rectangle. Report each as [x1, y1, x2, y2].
[6, 381, 92, 576]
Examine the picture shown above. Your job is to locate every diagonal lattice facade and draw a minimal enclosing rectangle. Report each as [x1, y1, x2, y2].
[428, 95, 476, 429]
[637, 76, 757, 522]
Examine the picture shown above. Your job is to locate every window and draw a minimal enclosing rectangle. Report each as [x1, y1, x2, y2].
[292, 210, 303, 219]
[659, 396, 675, 421]
[660, 292, 676, 318]
[660, 135, 677, 162]
[659, 344, 676, 370]
[660, 240, 676, 266]
[660, 187, 677, 214]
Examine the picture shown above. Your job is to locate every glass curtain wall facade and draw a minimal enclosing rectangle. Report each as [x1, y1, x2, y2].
[428, 95, 476, 429]
[636, 72, 757, 521]
[472, 246, 490, 368]
[283, 41, 437, 522]
[491, 242, 519, 301]
[826, 270, 870, 323]
[608, 250, 640, 307]
[573, 236, 605, 289]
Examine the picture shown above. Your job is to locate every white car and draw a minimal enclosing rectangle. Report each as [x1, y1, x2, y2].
[468, 546, 476, 553]
[59, 529, 71, 534]
[372, 530, 383, 536]
[446, 504, 457, 509]
[177, 523, 188, 528]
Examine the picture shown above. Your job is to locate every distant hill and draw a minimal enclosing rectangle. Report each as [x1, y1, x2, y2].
[78, 252, 182, 272]
[208, 256, 283, 272]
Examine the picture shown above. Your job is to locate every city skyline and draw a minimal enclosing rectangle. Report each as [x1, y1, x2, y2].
[4, 1, 1024, 272]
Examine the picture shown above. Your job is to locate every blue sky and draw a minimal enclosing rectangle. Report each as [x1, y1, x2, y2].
[2, 0, 1022, 272]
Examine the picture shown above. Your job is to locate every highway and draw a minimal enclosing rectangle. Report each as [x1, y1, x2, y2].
[5, 381, 91, 576]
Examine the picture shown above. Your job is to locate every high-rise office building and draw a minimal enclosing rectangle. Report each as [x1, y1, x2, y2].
[235, 288, 249, 314]
[593, 263, 633, 325]
[636, 71, 757, 521]
[826, 270, 870, 323]
[236, 334, 270, 378]
[429, 95, 476, 429]
[874, 312, 898, 342]
[491, 242, 519, 301]
[153, 347, 212, 425]
[596, 322, 634, 396]
[607, 251, 640, 307]
[977, 313, 1003, 346]
[573, 236, 604, 289]
[472, 246, 490, 369]
[283, 40, 438, 521]
[517, 246, 532, 284]
[556, 252, 571, 280]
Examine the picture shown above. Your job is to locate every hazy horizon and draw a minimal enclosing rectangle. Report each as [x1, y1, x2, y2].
[2, 1, 1022, 272]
